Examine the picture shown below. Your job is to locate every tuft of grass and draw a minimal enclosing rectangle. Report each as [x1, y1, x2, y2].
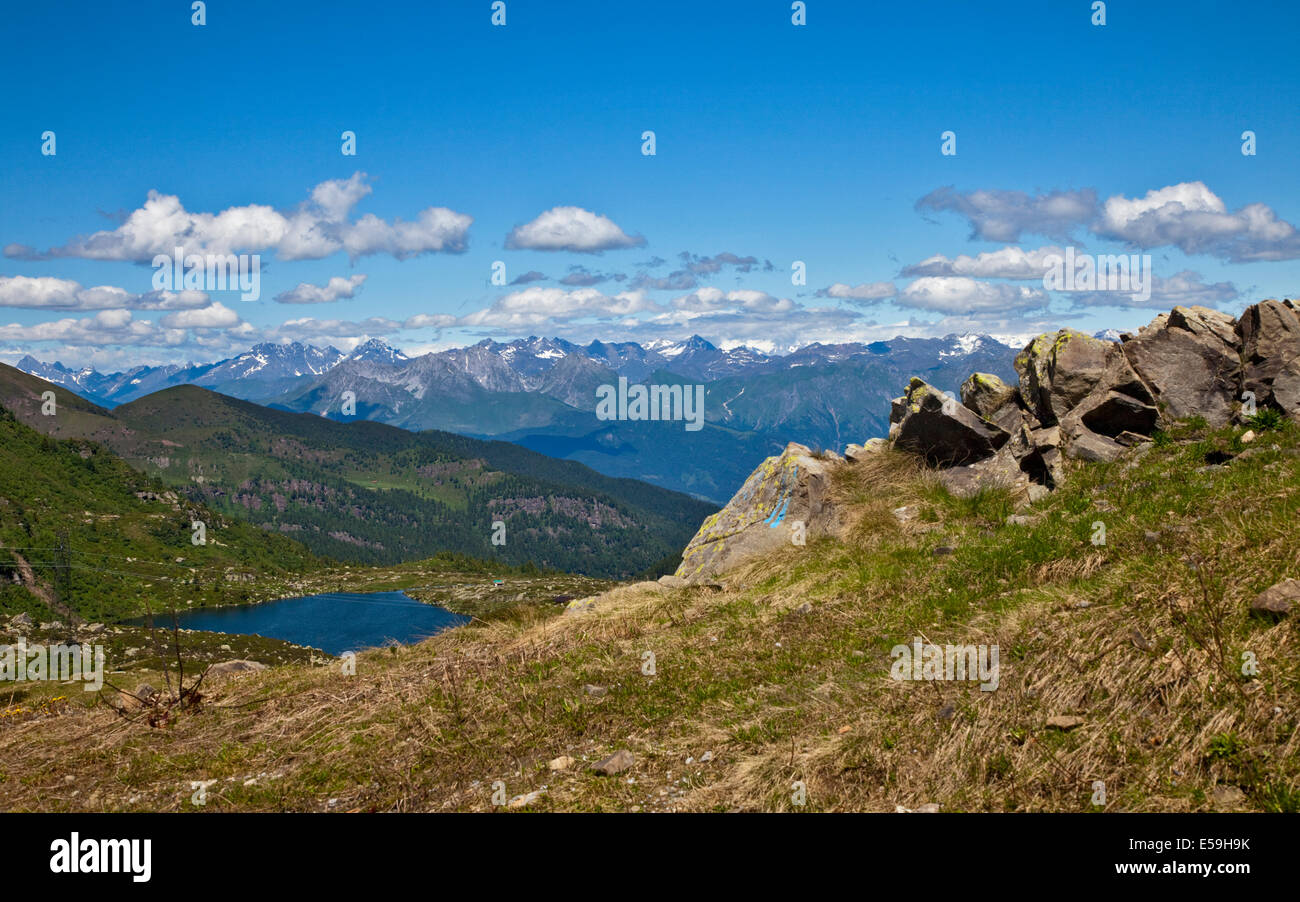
[1245, 407, 1286, 432]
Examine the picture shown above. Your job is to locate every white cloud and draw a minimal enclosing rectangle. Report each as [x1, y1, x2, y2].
[900, 245, 1066, 280]
[1096, 181, 1300, 261]
[274, 274, 368, 305]
[11, 172, 472, 262]
[505, 206, 644, 253]
[917, 187, 1097, 242]
[0, 276, 211, 311]
[270, 316, 406, 342]
[1065, 270, 1238, 309]
[0, 309, 175, 346]
[159, 302, 242, 330]
[918, 181, 1300, 263]
[817, 281, 898, 302]
[459, 286, 658, 328]
[671, 287, 794, 314]
[897, 277, 1049, 314]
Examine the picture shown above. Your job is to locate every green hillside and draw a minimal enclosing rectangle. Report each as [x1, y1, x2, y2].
[0, 365, 717, 578]
[0, 406, 318, 623]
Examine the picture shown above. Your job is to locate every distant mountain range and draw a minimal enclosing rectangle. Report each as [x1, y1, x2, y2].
[15, 333, 1023, 501]
[18, 341, 347, 407]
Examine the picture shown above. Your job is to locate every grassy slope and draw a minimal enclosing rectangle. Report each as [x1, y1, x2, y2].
[1, 417, 1296, 811]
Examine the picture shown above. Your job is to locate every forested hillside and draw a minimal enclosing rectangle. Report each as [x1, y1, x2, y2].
[0, 365, 716, 578]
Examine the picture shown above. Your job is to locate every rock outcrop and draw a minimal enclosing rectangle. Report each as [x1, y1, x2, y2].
[674, 442, 841, 584]
[674, 300, 1299, 584]
[1237, 299, 1300, 414]
[890, 377, 1010, 465]
[1123, 306, 1241, 425]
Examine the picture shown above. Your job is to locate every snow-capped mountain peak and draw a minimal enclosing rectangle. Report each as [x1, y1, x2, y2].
[347, 338, 408, 365]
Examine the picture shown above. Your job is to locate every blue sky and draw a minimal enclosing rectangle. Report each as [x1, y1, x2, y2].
[2, 0, 1298, 369]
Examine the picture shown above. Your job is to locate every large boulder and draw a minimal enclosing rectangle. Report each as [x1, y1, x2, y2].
[1236, 299, 1300, 415]
[1065, 429, 1126, 463]
[1121, 306, 1241, 425]
[1014, 330, 1112, 425]
[935, 444, 1032, 498]
[674, 443, 842, 584]
[891, 378, 1009, 466]
[960, 372, 1027, 433]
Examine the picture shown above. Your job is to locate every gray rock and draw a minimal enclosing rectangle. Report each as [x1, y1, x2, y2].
[844, 438, 889, 462]
[1114, 431, 1152, 447]
[895, 802, 942, 813]
[935, 445, 1030, 498]
[1237, 299, 1300, 415]
[893, 378, 1010, 466]
[892, 505, 917, 523]
[11, 612, 33, 629]
[591, 750, 636, 776]
[961, 372, 1024, 432]
[1122, 306, 1240, 426]
[1250, 578, 1297, 616]
[1015, 330, 1113, 425]
[1065, 429, 1125, 463]
[674, 443, 842, 584]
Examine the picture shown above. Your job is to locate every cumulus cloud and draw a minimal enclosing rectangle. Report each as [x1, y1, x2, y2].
[504, 206, 644, 253]
[917, 181, 1300, 263]
[0, 309, 180, 346]
[900, 245, 1067, 280]
[159, 302, 243, 330]
[917, 186, 1098, 242]
[9, 172, 472, 262]
[1095, 181, 1300, 262]
[1065, 270, 1238, 310]
[274, 274, 368, 305]
[270, 316, 406, 342]
[816, 281, 898, 303]
[897, 277, 1049, 314]
[671, 287, 795, 314]
[0, 275, 212, 311]
[459, 286, 659, 328]
[509, 270, 547, 285]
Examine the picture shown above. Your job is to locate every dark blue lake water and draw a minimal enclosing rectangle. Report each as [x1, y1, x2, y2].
[149, 591, 469, 656]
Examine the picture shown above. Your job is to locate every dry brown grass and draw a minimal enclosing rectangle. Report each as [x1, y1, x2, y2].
[1, 433, 1297, 813]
